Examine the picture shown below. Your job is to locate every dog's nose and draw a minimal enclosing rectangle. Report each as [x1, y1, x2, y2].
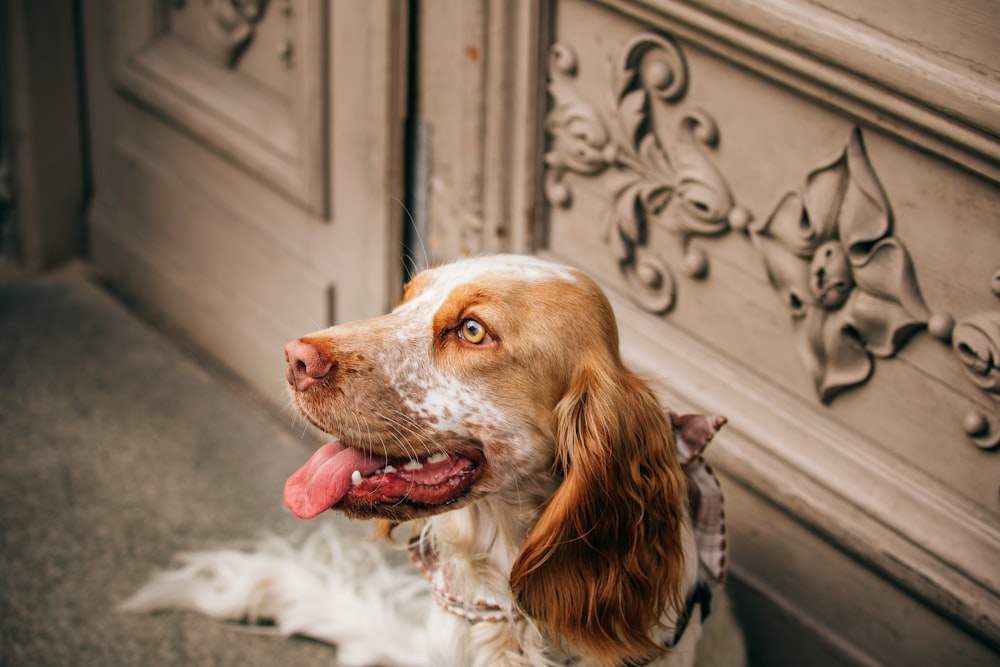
[284, 339, 334, 392]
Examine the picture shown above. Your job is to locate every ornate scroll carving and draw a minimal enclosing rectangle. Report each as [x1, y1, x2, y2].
[544, 35, 742, 314]
[951, 310, 1000, 448]
[749, 128, 931, 402]
[542, 34, 929, 402]
[542, 30, 999, 445]
[954, 313, 1000, 395]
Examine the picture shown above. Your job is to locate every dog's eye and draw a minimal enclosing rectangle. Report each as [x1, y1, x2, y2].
[460, 319, 487, 344]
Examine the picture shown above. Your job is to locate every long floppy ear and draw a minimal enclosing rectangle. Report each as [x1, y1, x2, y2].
[510, 358, 688, 666]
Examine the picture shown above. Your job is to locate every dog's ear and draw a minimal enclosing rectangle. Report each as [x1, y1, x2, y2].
[510, 358, 688, 666]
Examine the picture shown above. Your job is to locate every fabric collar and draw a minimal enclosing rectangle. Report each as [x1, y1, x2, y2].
[408, 536, 515, 623]
[671, 412, 728, 585]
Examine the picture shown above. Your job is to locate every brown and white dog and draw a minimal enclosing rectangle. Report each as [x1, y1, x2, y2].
[124, 255, 744, 667]
[280, 255, 744, 667]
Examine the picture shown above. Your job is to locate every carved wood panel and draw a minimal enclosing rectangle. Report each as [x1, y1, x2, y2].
[110, 0, 328, 216]
[544, 0, 1000, 457]
[535, 0, 1000, 656]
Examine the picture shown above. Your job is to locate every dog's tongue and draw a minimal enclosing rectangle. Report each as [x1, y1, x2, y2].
[284, 442, 383, 519]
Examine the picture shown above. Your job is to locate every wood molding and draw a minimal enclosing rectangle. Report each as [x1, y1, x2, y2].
[593, 0, 1000, 183]
[108, 0, 329, 216]
[419, 0, 551, 261]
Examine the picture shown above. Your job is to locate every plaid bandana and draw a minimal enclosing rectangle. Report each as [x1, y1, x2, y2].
[671, 412, 729, 585]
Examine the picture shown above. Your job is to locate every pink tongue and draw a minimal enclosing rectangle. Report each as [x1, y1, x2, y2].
[284, 442, 383, 519]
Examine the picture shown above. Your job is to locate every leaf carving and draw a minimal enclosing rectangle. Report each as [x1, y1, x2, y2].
[542, 35, 733, 316]
[752, 129, 931, 401]
[541, 32, 954, 411]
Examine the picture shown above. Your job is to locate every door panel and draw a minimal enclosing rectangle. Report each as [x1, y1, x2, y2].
[417, 1, 1000, 664]
[82, 0, 407, 397]
[110, 0, 328, 215]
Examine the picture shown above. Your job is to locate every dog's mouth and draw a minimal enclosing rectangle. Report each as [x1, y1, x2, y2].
[284, 441, 484, 520]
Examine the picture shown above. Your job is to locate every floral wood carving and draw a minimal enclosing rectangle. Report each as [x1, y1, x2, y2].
[749, 128, 931, 402]
[544, 35, 745, 314]
[542, 30, 999, 446]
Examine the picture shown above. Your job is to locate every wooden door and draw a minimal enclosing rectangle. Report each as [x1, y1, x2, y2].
[415, 1, 1000, 665]
[81, 0, 408, 398]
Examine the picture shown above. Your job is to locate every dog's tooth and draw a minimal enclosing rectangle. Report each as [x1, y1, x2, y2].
[383, 464, 397, 474]
[403, 459, 424, 471]
[427, 452, 448, 464]
[351, 470, 363, 485]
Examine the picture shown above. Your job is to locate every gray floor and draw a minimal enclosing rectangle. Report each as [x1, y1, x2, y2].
[0, 267, 352, 666]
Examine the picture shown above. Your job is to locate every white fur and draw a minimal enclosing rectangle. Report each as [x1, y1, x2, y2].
[120, 523, 431, 667]
[122, 519, 744, 667]
[120, 504, 746, 667]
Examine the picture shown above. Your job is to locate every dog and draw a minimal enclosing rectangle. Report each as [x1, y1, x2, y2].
[281, 255, 743, 666]
[124, 254, 745, 667]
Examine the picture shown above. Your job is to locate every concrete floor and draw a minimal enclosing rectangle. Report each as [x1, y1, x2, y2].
[0, 266, 353, 666]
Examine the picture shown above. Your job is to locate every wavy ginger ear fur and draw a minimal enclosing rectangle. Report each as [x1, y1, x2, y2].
[509, 354, 688, 667]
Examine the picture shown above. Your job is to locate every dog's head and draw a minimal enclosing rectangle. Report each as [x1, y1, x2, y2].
[283, 255, 622, 522]
[284, 254, 689, 664]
